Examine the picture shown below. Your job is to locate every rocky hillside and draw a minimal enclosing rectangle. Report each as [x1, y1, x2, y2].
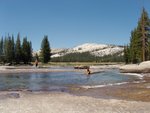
[51, 43, 124, 58]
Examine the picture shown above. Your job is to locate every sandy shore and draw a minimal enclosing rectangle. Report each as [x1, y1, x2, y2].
[0, 66, 81, 73]
[0, 65, 108, 74]
[0, 91, 150, 113]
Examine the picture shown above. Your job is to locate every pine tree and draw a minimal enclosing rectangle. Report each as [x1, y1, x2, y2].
[3, 37, 7, 61]
[40, 35, 51, 63]
[22, 37, 28, 64]
[22, 37, 32, 64]
[130, 29, 141, 63]
[137, 8, 150, 61]
[0, 38, 3, 61]
[15, 33, 22, 64]
[124, 46, 128, 64]
[124, 45, 131, 64]
[129, 8, 150, 63]
[0, 37, 4, 62]
[0, 37, 3, 55]
[3, 37, 7, 62]
[4, 36, 14, 63]
[28, 41, 32, 62]
[11, 35, 15, 62]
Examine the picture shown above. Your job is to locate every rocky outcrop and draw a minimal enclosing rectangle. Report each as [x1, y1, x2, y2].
[120, 61, 150, 73]
[50, 43, 124, 58]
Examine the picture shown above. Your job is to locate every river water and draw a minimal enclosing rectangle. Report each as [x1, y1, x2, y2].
[0, 69, 141, 91]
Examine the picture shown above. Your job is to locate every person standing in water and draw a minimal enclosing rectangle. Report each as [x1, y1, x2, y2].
[86, 67, 91, 75]
[86, 67, 91, 81]
[35, 59, 38, 68]
[35, 53, 39, 68]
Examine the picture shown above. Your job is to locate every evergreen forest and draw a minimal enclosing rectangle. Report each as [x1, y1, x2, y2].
[51, 52, 124, 62]
[124, 8, 150, 64]
[0, 33, 32, 64]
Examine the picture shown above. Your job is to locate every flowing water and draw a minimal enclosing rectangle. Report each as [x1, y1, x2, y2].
[0, 69, 141, 91]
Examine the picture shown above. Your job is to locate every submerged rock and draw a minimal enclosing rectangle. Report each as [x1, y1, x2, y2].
[7, 93, 20, 98]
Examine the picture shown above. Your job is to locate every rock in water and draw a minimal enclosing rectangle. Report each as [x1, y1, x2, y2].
[7, 93, 20, 98]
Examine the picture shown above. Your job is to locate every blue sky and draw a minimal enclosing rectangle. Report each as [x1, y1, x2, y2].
[0, 0, 150, 51]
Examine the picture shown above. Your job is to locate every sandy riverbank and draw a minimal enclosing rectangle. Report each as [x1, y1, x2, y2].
[0, 66, 81, 73]
[0, 65, 117, 74]
[0, 91, 150, 113]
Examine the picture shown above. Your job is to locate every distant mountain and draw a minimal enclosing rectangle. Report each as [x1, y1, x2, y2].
[51, 43, 124, 58]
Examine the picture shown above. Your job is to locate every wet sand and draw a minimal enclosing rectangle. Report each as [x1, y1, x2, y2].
[69, 75, 150, 102]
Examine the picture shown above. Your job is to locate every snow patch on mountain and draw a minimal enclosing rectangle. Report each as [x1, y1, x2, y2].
[51, 48, 68, 54]
[72, 43, 108, 52]
[92, 46, 124, 56]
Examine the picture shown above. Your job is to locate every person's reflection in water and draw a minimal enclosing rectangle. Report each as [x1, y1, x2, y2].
[86, 74, 91, 81]
[86, 67, 91, 81]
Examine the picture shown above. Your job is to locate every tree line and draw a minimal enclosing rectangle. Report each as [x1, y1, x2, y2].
[51, 52, 124, 62]
[0, 33, 51, 64]
[124, 8, 150, 64]
[0, 33, 32, 64]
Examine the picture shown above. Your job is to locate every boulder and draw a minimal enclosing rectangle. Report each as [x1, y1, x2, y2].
[120, 61, 150, 73]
